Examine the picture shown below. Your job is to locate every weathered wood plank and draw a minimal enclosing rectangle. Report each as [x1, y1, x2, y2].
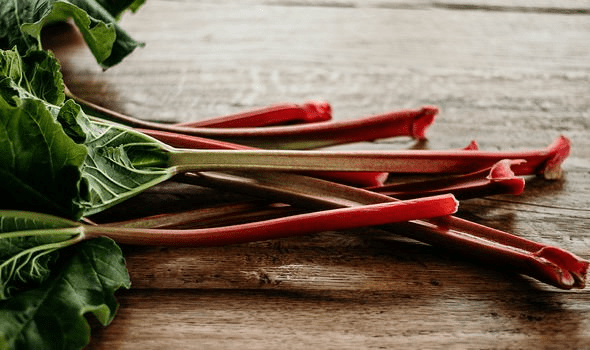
[172, 0, 590, 12]
[88, 288, 590, 349]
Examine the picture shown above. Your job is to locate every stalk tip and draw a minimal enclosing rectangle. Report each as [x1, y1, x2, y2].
[487, 159, 526, 195]
[534, 246, 589, 289]
[463, 140, 479, 151]
[302, 101, 332, 123]
[541, 135, 571, 180]
[487, 159, 524, 180]
[411, 106, 439, 140]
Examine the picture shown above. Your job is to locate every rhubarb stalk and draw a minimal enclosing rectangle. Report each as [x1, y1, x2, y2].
[175, 101, 332, 128]
[67, 87, 437, 149]
[139, 128, 389, 187]
[368, 159, 526, 199]
[167, 135, 570, 179]
[181, 170, 588, 289]
[82, 194, 458, 245]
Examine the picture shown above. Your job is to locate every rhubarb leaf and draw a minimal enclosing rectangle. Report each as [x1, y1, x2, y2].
[80, 117, 173, 216]
[93, 0, 146, 20]
[0, 0, 144, 69]
[0, 210, 82, 300]
[0, 47, 174, 219]
[0, 237, 130, 350]
[0, 95, 88, 219]
[0, 48, 65, 106]
[0, 49, 88, 219]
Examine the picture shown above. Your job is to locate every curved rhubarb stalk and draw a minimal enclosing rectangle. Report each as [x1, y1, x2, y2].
[67, 87, 437, 149]
[414, 217, 589, 290]
[175, 101, 332, 128]
[369, 159, 526, 199]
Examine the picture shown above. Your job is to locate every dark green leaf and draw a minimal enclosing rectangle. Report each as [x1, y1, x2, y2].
[0, 47, 174, 219]
[0, 210, 82, 300]
[0, 96, 88, 219]
[0, 237, 131, 350]
[57, 99, 87, 143]
[80, 118, 173, 216]
[93, 0, 146, 20]
[0, 48, 64, 105]
[0, 0, 144, 69]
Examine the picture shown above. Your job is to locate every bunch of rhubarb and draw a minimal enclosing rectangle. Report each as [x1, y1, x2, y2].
[0, 1, 587, 349]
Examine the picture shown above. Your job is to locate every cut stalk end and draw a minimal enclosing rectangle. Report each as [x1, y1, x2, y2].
[533, 246, 589, 289]
[411, 106, 439, 140]
[541, 135, 571, 180]
[301, 101, 332, 123]
[487, 159, 526, 196]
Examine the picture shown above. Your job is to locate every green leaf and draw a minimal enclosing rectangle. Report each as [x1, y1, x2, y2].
[0, 96, 88, 219]
[0, 237, 131, 350]
[80, 118, 173, 216]
[0, 0, 144, 69]
[93, 0, 146, 20]
[0, 48, 65, 106]
[0, 210, 82, 300]
[1, 48, 175, 219]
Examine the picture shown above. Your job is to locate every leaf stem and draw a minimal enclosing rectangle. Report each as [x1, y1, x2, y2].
[0, 226, 83, 240]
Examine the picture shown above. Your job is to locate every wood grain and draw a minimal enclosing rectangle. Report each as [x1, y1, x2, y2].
[42, 1, 590, 348]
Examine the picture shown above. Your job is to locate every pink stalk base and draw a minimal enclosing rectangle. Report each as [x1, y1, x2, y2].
[86, 195, 458, 246]
[175, 101, 332, 128]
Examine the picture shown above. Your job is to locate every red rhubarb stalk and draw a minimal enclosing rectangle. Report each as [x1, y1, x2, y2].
[175, 101, 332, 128]
[408, 216, 588, 290]
[85, 194, 459, 246]
[66, 87, 437, 149]
[368, 159, 526, 199]
[181, 170, 587, 289]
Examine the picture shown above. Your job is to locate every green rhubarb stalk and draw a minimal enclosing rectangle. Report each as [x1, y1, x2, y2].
[139, 128, 389, 186]
[167, 135, 569, 179]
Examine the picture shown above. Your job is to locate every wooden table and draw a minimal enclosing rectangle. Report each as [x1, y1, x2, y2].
[46, 1, 590, 348]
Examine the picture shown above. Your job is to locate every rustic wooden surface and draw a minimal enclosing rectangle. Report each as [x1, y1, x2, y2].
[44, 1, 590, 349]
